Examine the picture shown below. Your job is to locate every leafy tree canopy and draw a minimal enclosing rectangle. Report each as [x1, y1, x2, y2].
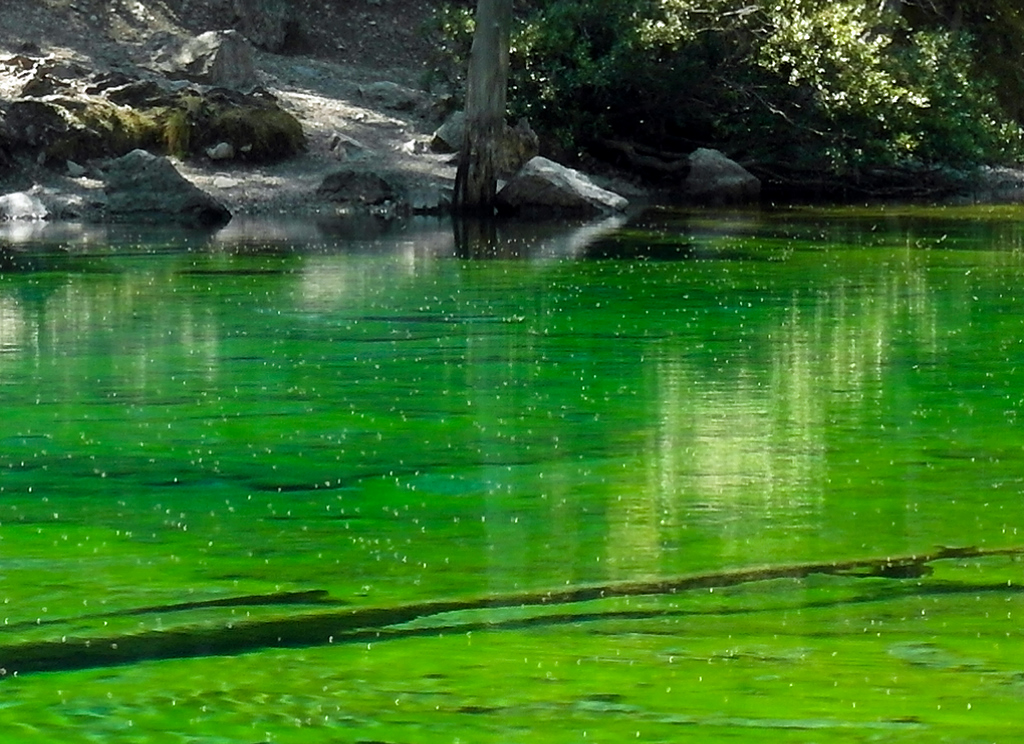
[429, 0, 1024, 194]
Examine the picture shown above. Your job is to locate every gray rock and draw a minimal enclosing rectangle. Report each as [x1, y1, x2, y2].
[99, 79, 176, 108]
[206, 142, 236, 160]
[4, 99, 68, 149]
[14, 57, 88, 98]
[430, 110, 464, 153]
[104, 149, 231, 227]
[358, 81, 429, 113]
[19, 72, 69, 98]
[66, 160, 87, 177]
[328, 132, 369, 161]
[0, 190, 48, 221]
[497, 156, 628, 215]
[400, 138, 431, 155]
[317, 169, 397, 205]
[684, 148, 760, 204]
[232, 0, 296, 52]
[174, 30, 257, 89]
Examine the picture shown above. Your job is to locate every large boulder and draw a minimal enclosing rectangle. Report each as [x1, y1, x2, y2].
[316, 168, 398, 206]
[358, 81, 430, 114]
[104, 149, 231, 227]
[684, 148, 760, 204]
[3, 96, 157, 165]
[4, 98, 70, 151]
[0, 190, 48, 221]
[3, 63, 302, 166]
[232, 0, 297, 53]
[166, 87, 305, 163]
[497, 156, 628, 215]
[430, 110, 465, 153]
[171, 30, 257, 90]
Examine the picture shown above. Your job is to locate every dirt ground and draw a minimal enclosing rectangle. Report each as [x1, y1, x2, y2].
[0, 0, 443, 75]
[0, 0, 462, 216]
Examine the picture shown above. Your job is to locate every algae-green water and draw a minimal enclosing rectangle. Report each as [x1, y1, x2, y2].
[0, 208, 1022, 742]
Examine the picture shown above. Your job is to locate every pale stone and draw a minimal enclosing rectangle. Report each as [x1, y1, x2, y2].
[497, 156, 628, 215]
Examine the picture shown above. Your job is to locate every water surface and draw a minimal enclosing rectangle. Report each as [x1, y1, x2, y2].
[0, 207, 1022, 742]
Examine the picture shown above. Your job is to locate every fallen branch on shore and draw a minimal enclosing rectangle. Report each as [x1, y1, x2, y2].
[1, 545, 1019, 676]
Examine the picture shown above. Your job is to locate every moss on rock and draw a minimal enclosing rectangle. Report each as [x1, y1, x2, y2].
[148, 89, 305, 163]
[32, 95, 162, 165]
[10, 86, 305, 167]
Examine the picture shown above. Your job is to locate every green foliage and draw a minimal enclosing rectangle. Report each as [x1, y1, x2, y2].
[422, 3, 476, 93]
[433, 0, 1024, 186]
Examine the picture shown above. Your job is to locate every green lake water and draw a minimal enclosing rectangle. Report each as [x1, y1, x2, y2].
[0, 206, 1022, 742]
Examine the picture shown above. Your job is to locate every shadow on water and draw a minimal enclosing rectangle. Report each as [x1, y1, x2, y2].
[8, 203, 1024, 270]
[451, 208, 778, 261]
[0, 212, 645, 263]
[10, 202, 1024, 281]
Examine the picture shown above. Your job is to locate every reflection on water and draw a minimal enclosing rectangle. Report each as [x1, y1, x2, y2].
[1, 206, 1023, 741]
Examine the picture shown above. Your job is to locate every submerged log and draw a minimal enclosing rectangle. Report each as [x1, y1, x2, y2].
[0, 545, 1019, 676]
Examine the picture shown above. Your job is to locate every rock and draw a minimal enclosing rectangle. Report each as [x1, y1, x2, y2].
[497, 156, 628, 215]
[0, 190, 48, 221]
[104, 149, 231, 227]
[19, 72, 70, 98]
[1, 54, 37, 72]
[173, 30, 257, 89]
[316, 169, 397, 206]
[66, 160, 87, 177]
[684, 148, 760, 204]
[431, 113, 538, 177]
[400, 138, 430, 155]
[14, 57, 88, 98]
[82, 70, 136, 96]
[191, 87, 305, 163]
[206, 142, 236, 160]
[231, 0, 297, 53]
[5, 95, 161, 165]
[358, 81, 429, 113]
[3, 83, 301, 167]
[4, 99, 69, 150]
[328, 132, 369, 161]
[95, 78, 176, 108]
[430, 110, 464, 153]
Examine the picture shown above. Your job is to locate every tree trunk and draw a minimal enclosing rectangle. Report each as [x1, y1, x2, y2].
[453, 0, 513, 213]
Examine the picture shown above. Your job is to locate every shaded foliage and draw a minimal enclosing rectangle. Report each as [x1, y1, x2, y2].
[428, 0, 1024, 192]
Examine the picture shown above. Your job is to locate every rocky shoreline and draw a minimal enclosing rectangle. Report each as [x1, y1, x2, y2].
[0, 28, 469, 227]
[3, 2, 1024, 233]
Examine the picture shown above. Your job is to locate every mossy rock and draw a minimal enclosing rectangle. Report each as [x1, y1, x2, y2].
[7, 95, 163, 166]
[156, 88, 305, 163]
[8, 86, 304, 167]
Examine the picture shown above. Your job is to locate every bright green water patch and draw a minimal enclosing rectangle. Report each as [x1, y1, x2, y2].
[1, 208, 1023, 741]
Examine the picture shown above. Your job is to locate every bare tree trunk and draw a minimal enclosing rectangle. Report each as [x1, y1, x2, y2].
[453, 0, 512, 213]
